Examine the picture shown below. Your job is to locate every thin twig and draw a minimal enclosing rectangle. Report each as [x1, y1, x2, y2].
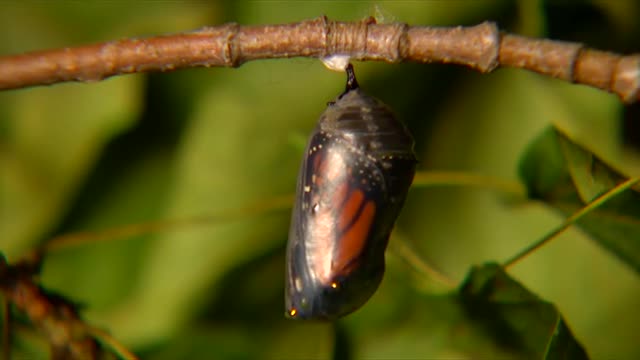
[0, 259, 100, 359]
[44, 194, 294, 252]
[503, 177, 640, 268]
[85, 326, 139, 360]
[391, 233, 457, 289]
[0, 17, 637, 102]
[412, 171, 527, 199]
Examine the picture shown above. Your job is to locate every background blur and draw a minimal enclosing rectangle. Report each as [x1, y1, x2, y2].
[1, 1, 639, 358]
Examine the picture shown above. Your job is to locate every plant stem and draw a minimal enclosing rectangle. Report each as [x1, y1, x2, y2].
[503, 177, 640, 268]
[44, 194, 294, 252]
[412, 171, 527, 199]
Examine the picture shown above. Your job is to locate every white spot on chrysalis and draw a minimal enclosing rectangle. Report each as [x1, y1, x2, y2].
[370, 140, 382, 149]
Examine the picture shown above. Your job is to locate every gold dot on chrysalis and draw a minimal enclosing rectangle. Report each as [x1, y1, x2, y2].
[331, 282, 338, 289]
[289, 308, 297, 317]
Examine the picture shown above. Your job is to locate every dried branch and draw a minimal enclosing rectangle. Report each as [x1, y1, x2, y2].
[0, 16, 638, 103]
[0, 253, 137, 360]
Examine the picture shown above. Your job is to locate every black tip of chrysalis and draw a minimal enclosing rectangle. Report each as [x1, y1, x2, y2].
[334, 64, 359, 102]
[345, 63, 359, 92]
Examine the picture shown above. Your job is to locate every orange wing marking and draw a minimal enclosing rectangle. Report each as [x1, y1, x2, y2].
[332, 200, 376, 275]
[338, 189, 364, 232]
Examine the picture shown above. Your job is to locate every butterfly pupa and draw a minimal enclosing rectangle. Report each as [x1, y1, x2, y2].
[285, 64, 416, 320]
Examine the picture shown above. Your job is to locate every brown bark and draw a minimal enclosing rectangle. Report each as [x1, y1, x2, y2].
[0, 16, 638, 103]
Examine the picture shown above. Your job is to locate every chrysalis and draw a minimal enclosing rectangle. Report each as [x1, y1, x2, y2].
[285, 64, 416, 320]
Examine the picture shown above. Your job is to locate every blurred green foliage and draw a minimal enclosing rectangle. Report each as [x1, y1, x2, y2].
[1, 1, 639, 359]
[520, 128, 640, 272]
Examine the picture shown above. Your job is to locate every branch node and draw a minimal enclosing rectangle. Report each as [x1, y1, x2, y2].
[476, 21, 500, 72]
[198, 23, 241, 67]
[326, 17, 371, 60]
[224, 22, 241, 67]
[368, 22, 408, 63]
[613, 55, 640, 103]
[316, 15, 330, 58]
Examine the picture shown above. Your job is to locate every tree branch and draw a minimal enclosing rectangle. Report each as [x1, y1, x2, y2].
[0, 16, 638, 103]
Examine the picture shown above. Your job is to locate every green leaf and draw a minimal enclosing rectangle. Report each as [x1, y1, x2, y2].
[459, 263, 588, 359]
[518, 127, 570, 200]
[519, 127, 640, 273]
[349, 262, 587, 358]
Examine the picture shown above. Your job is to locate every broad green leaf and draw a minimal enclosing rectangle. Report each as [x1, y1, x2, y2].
[333, 254, 506, 358]
[459, 263, 588, 359]
[350, 263, 587, 359]
[518, 127, 571, 200]
[519, 127, 640, 273]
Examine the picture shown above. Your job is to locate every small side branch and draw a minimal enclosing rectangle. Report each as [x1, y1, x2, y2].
[0, 16, 637, 102]
[0, 254, 138, 359]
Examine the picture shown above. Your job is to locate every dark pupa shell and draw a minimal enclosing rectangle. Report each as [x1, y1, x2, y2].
[285, 65, 416, 320]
